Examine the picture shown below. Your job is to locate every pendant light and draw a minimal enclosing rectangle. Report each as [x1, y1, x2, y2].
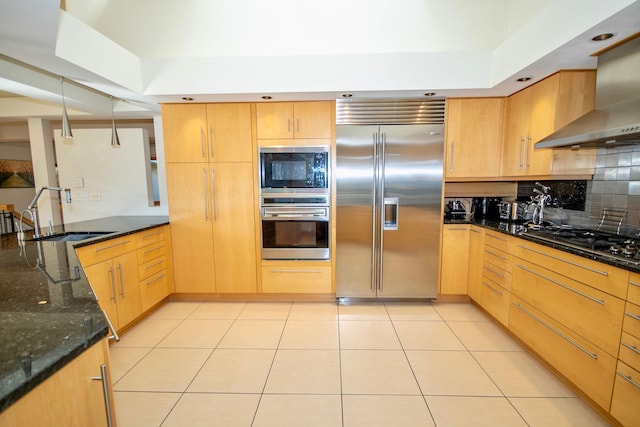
[60, 77, 73, 139]
[110, 96, 121, 148]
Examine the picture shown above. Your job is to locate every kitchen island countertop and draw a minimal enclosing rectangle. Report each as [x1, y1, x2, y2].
[0, 215, 169, 413]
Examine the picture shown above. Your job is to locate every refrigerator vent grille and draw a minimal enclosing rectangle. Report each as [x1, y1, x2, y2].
[336, 98, 445, 125]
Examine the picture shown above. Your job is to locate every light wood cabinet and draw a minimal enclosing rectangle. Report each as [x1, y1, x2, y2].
[610, 360, 640, 427]
[256, 101, 332, 139]
[206, 103, 253, 162]
[0, 339, 115, 427]
[136, 225, 173, 311]
[502, 70, 596, 177]
[440, 225, 470, 295]
[162, 103, 209, 163]
[467, 226, 484, 300]
[444, 98, 505, 179]
[77, 235, 142, 331]
[476, 230, 514, 326]
[261, 260, 332, 293]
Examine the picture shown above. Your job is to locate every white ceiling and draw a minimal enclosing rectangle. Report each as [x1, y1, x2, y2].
[0, 0, 639, 121]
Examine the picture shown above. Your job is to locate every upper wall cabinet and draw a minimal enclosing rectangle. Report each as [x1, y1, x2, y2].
[502, 70, 596, 177]
[256, 101, 332, 140]
[162, 103, 253, 163]
[444, 97, 505, 180]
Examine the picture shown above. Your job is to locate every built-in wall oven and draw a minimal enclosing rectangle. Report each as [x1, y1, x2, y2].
[259, 146, 331, 260]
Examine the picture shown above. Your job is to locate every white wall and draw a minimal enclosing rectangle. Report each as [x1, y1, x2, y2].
[54, 128, 167, 223]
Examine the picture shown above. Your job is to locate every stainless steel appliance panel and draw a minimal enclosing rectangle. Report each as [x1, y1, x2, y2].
[336, 124, 443, 298]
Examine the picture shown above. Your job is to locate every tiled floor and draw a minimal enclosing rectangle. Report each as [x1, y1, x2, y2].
[110, 301, 611, 427]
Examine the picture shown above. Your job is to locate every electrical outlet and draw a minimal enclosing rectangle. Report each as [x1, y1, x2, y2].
[72, 191, 89, 201]
[90, 192, 101, 201]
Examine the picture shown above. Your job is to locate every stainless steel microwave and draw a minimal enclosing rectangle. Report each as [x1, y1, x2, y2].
[259, 146, 329, 193]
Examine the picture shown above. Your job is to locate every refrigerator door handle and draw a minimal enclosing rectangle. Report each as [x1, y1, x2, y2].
[378, 131, 387, 292]
[371, 132, 379, 292]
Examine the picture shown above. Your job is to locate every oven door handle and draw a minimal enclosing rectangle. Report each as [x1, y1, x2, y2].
[262, 213, 329, 220]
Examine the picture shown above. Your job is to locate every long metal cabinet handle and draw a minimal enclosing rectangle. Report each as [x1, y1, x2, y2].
[517, 136, 523, 170]
[517, 244, 609, 276]
[95, 240, 131, 253]
[630, 281, 640, 288]
[486, 233, 507, 242]
[483, 265, 505, 279]
[512, 302, 598, 359]
[211, 168, 217, 221]
[200, 127, 205, 158]
[117, 263, 125, 298]
[296, 118, 300, 132]
[484, 249, 506, 260]
[621, 341, 640, 355]
[91, 364, 114, 427]
[515, 263, 605, 305]
[202, 168, 208, 221]
[108, 267, 116, 303]
[371, 132, 378, 293]
[141, 230, 163, 239]
[146, 274, 166, 285]
[617, 371, 640, 390]
[524, 136, 531, 170]
[378, 131, 387, 293]
[101, 309, 120, 342]
[210, 127, 214, 159]
[625, 311, 640, 321]
[287, 118, 291, 133]
[470, 228, 481, 234]
[449, 141, 454, 172]
[483, 281, 503, 296]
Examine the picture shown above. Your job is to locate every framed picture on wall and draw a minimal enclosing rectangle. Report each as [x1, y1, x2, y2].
[0, 159, 34, 188]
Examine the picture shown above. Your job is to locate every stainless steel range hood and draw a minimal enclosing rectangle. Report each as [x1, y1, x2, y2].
[536, 36, 640, 149]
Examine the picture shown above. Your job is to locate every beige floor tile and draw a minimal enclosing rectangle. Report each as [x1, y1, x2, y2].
[432, 302, 489, 321]
[264, 349, 341, 394]
[341, 350, 421, 395]
[406, 350, 502, 396]
[426, 396, 528, 427]
[145, 301, 201, 319]
[114, 348, 211, 392]
[217, 319, 285, 348]
[108, 347, 151, 382]
[393, 321, 466, 350]
[109, 318, 182, 348]
[340, 320, 401, 349]
[288, 302, 339, 320]
[188, 348, 275, 393]
[187, 301, 247, 319]
[338, 302, 390, 320]
[385, 302, 441, 321]
[473, 351, 576, 397]
[237, 301, 292, 319]
[447, 320, 524, 351]
[279, 320, 339, 349]
[157, 319, 232, 348]
[343, 395, 435, 427]
[509, 397, 610, 427]
[162, 393, 261, 427]
[114, 391, 181, 427]
[253, 394, 342, 427]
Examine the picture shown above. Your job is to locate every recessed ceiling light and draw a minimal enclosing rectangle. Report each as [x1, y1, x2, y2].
[591, 33, 615, 42]
[182, 97, 194, 101]
[424, 92, 436, 97]
[261, 95, 272, 100]
[342, 93, 353, 98]
[516, 76, 532, 82]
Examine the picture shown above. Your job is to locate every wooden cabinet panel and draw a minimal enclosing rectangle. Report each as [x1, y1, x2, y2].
[162, 103, 209, 163]
[293, 102, 332, 139]
[509, 297, 616, 409]
[76, 235, 137, 267]
[467, 226, 484, 301]
[440, 225, 470, 295]
[483, 245, 513, 274]
[256, 101, 332, 139]
[211, 162, 258, 293]
[484, 230, 515, 254]
[166, 163, 216, 293]
[619, 331, 640, 373]
[207, 103, 253, 162]
[136, 241, 166, 266]
[512, 258, 624, 357]
[256, 102, 294, 139]
[135, 227, 166, 248]
[262, 261, 332, 293]
[140, 269, 171, 311]
[610, 360, 640, 427]
[482, 261, 512, 292]
[628, 272, 640, 306]
[0, 339, 114, 427]
[83, 260, 120, 330]
[112, 251, 142, 327]
[624, 301, 640, 339]
[444, 98, 504, 179]
[479, 279, 511, 326]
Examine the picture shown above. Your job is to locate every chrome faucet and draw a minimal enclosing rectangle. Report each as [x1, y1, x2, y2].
[26, 187, 72, 238]
[531, 182, 551, 226]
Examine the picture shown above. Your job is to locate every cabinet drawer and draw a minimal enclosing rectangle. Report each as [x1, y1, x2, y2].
[509, 297, 616, 409]
[515, 240, 629, 299]
[629, 272, 640, 306]
[624, 301, 640, 339]
[619, 331, 640, 373]
[478, 279, 511, 326]
[135, 227, 166, 248]
[482, 262, 512, 291]
[138, 255, 169, 280]
[610, 360, 640, 427]
[513, 259, 624, 357]
[76, 236, 137, 266]
[137, 241, 166, 265]
[262, 263, 331, 293]
[483, 246, 513, 273]
[484, 230, 514, 253]
[139, 270, 170, 312]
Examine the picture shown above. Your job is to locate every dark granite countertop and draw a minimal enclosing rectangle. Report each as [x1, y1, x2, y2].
[0, 216, 169, 413]
[445, 218, 640, 274]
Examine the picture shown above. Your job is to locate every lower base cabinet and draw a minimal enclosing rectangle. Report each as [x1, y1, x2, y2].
[261, 261, 332, 293]
[440, 225, 470, 295]
[610, 360, 640, 426]
[0, 339, 115, 427]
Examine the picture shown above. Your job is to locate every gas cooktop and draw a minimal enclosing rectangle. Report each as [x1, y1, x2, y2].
[521, 225, 640, 266]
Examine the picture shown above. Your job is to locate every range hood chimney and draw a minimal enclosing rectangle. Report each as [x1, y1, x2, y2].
[536, 35, 640, 149]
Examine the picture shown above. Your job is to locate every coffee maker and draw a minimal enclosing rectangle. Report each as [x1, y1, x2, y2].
[445, 200, 467, 220]
[471, 197, 502, 220]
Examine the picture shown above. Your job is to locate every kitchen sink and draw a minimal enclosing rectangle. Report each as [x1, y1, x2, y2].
[31, 231, 113, 242]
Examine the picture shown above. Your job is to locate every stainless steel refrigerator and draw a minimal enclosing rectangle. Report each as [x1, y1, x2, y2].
[336, 124, 444, 298]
